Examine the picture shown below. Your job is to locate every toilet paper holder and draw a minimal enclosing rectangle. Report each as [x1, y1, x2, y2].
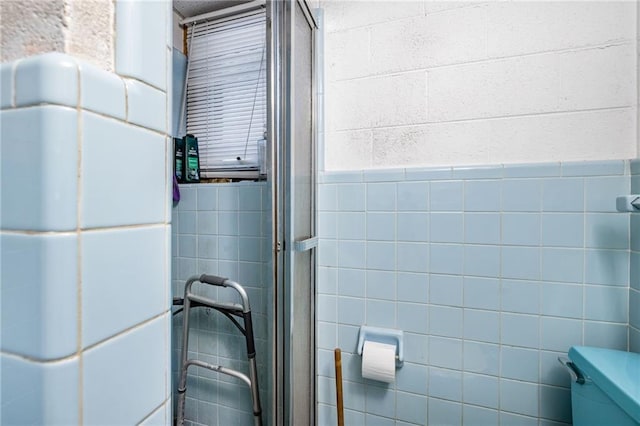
[356, 326, 404, 368]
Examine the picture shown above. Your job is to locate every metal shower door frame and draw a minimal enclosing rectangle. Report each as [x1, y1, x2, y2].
[267, 0, 318, 424]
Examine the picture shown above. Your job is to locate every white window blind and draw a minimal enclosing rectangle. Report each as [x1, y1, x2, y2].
[186, 9, 266, 174]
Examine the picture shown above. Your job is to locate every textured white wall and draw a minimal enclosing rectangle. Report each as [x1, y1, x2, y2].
[0, 0, 114, 70]
[65, 0, 114, 70]
[322, 1, 639, 170]
[0, 0, 67, 62]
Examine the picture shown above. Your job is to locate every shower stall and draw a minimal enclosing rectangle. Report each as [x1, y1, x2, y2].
[171, 1, 318, 424]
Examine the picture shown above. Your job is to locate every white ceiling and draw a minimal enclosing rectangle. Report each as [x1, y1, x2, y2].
[173, 0, 252, 18]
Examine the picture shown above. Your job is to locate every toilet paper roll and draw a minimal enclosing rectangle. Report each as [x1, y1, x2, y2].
[361, 340, 396, 383]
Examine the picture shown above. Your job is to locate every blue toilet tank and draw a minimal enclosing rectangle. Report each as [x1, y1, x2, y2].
[567, 346, 640, 426]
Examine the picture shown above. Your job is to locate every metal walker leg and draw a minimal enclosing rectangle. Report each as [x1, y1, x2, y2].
[176, 274, 262, 426]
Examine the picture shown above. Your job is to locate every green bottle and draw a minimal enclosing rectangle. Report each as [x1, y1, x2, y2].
[184, 134, 200, 183]
[174, 137, 185, 183]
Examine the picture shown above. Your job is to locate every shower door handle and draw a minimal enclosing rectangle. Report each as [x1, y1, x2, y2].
[293, 236, 318, 252]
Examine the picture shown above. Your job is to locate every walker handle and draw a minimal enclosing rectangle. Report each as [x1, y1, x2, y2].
[199, 274, 228, 287]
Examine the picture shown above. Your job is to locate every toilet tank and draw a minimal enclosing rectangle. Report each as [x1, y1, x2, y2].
[566, 346, 640, 426]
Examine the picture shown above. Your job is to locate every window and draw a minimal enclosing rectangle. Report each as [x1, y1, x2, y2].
[186, 9, 266, 178]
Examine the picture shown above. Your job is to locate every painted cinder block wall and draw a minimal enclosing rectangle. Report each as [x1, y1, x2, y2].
[0, 0, 115, 71]
[0, 0, 174, 424]
[322, 1, 638, 171]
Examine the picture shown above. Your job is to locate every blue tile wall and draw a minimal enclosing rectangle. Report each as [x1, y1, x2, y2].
[79, 62, 126, 120]
[1, 8, 173, 423]
[81, 112, 166, 228]
[1, 233, 77, 359]
[115, 0, 167, 90]
[630, 160, 640, 353]
[172, 182, 270, 425]
[81, 227, 167, 347]
[318, 160, 636, 425]
[83, 315, 168, 424]
[172, 49, 187, 137]
[1, 105, 78, 231]
[14, 53, 78, 107]
[0, 354, 79, 425]
[125, 78, 167, 133]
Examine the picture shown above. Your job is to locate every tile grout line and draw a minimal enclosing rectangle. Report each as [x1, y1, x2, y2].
[0, 222, 170, 237]
[82, 310, 170, 354]
[163, 39, 171, 381]
[10, 59, 19, 108]
[123, 79, 130, 123]
[582, 177, 588, 350]
[0, 349, 80, 364]
[75, 60, 85, 424]
[1, 102, 167, 136]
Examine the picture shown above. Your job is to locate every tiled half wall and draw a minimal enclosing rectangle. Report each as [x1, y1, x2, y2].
[172, 182, 271, 425]
[317, 160, 638, 425]
[1, 41, 173, 426]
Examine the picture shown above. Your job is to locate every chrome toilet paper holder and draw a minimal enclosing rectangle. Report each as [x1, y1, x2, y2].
[357, 326, 404, 368]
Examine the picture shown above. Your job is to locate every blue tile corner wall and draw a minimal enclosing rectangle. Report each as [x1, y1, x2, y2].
[1, 0, 174, 422]
[318, 159, 637, 426]
[172, 182, 272, 425]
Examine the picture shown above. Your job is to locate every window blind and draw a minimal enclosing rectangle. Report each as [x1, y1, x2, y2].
[186, 9, 266, 173]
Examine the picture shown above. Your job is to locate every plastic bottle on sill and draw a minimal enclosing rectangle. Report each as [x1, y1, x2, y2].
[184, 134, 200, 183]
[174, 137, 185, 183]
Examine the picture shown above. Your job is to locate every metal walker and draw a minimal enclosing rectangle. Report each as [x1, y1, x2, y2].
[175, 274, 262, 426]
